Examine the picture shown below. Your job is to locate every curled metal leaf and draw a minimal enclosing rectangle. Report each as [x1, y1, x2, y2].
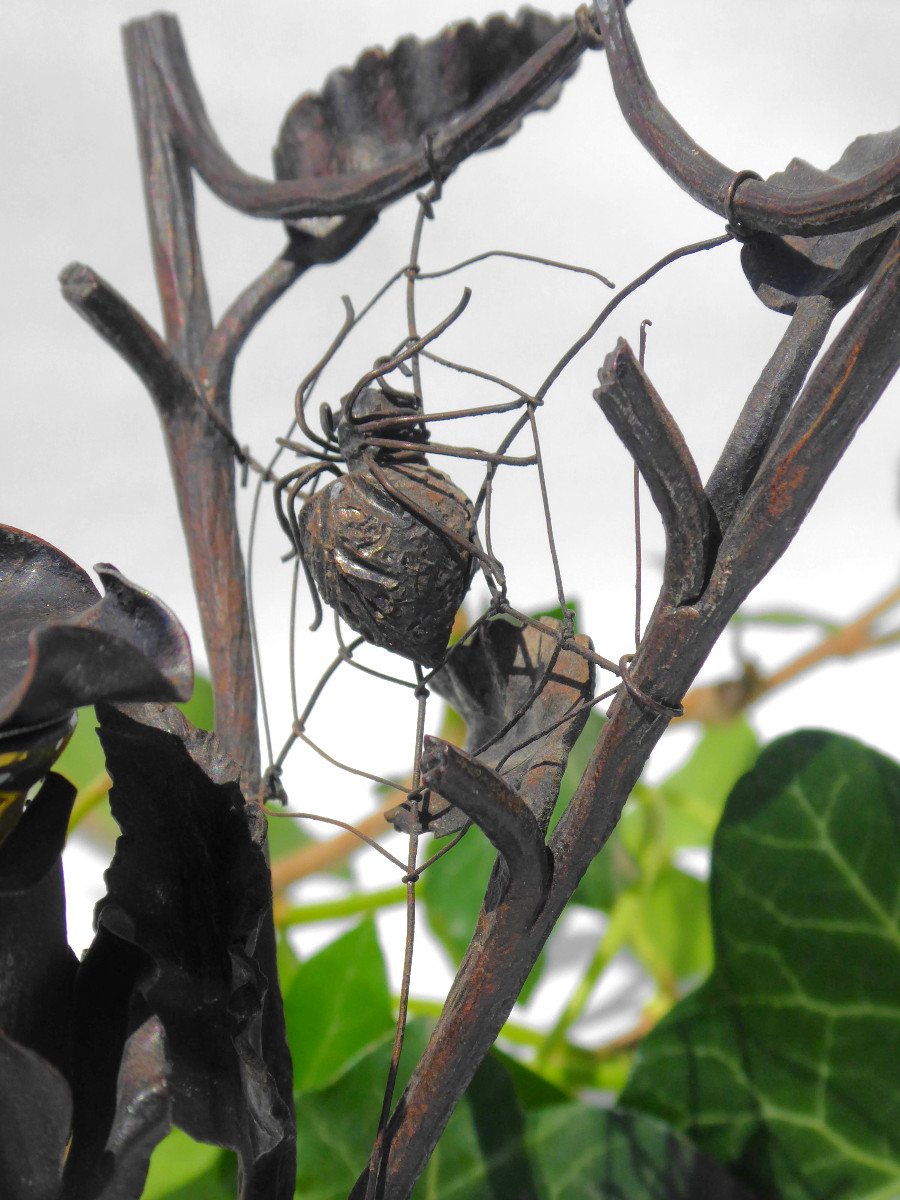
[275, 8, 574, 231]
[0, 773, 78, 1077]
[742, 128, 900, 313]
[0, 524, 193, 739]
[90, 1017, 172, 1200]
[0, 1031, 71, 1200]
[81, 703, 295, 1196]
[389, 614, 594, 836]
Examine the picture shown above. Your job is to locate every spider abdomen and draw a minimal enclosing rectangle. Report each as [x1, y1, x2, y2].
[298, 462, 474, 667]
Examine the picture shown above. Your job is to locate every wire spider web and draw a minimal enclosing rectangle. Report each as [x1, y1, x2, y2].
[233, 176, 732, 1183]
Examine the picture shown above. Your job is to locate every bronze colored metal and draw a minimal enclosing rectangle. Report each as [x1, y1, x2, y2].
[46, 6, 900, 1197]
[593, 0, 900, 238]
[289, 384, 475, 669]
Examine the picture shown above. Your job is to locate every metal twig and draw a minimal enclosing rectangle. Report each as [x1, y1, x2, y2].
[594, 339, 712, 607]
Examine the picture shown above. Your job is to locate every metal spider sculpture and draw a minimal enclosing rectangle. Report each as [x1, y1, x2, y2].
[274, 292, 538, 668]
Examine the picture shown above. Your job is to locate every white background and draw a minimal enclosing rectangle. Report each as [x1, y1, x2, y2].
[4, 2, 899, 1027]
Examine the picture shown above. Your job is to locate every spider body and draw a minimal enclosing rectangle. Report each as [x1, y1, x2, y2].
[294, 384, 476, 668]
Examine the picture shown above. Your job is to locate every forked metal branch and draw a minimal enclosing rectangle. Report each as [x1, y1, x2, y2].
[58, 7, 900, 1198]
[351, 205, 900, 1200]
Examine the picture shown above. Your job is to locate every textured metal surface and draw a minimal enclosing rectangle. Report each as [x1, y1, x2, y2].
[275, 10, 574, 191]
[594, 0, 900, 238]
[0, 526, 192, 732]
[388, 614, 594, 835]
[299, 461, 473, 667]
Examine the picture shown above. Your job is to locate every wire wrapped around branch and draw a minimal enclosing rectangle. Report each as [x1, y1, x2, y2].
[419, 736, 551, 920]
[594, 339, 711, 607]
[592, 0, 900, 237]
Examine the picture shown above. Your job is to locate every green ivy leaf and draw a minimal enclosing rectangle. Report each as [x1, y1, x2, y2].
[296, 1020, 755, 1198]
[143, 1128, 234, 1199]
[420, 826, 494, 964]
[605, 865, 712, 990]
[54, 706, 106, 791]
[285, 918, 394, 1093]
[295, 1019, 433, 1199]
[658, 719, 759, 848]
[731, 607, 840, 634]
[622, 731, 900, 1200]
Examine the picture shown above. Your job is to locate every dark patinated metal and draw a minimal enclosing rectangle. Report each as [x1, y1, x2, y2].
[387, 614, 595, 835]
[294, 384, 475, 669]
[50, 7, 900, 1199]
[593, 0, 900, 238]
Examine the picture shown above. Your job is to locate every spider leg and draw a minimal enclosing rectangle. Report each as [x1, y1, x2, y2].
[276, 436, 343, 463]
[367, 436, 536, 467]
[344, 288, 472, 422]
[274, 460, 341, 631]
[358, 397, 532, 433]
[293, 295, 355, 450]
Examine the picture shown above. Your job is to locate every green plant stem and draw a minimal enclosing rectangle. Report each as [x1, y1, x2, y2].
[401, 995, 546, 1050]
[67, 771, 112, 832]
[276, 885, 406, 928]
[535, 932, 615, 1069]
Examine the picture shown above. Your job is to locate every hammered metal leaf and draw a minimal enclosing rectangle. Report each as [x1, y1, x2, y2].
[275, 10, 573, 192]
[0, 525, 192, 734]
[78, 704, 295, 1196]
[742, 127, 900, 313]
[389, 615, 594, 835]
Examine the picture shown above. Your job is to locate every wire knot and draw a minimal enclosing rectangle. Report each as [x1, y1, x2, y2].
[724, 170, 763, 242]
[261, 764, 287, 804]
[618, 654, 684, 718]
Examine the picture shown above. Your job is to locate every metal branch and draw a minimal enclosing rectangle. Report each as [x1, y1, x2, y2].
[710, 228, 900, 615]
[706, 293, 838, 533]
[594, 339, 712, 606]
[59, 264, 196, 419]
[130, 11, 605, 220]
[419, 737, 551, 920]
[352, 228, 900, 1200]
[201, 218, 379, 400]
[201, 247, 308, 402]
[593, 0, 900, 237]
[61, 263, 259, 779]
[123, 19, 212, 364]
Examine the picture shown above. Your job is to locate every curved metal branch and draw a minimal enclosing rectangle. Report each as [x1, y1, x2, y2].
[594, 339, 711, 606]
[123, 18, 212, 363]
[593, 0, 900, 237]
[129, 11, 603, 219]
[200, 247, 308, 401]
[59, 264, 197, 420]
[419, 737, 551, 920]
[59, 257, 258, 779]
[203, 217, 380, 400]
